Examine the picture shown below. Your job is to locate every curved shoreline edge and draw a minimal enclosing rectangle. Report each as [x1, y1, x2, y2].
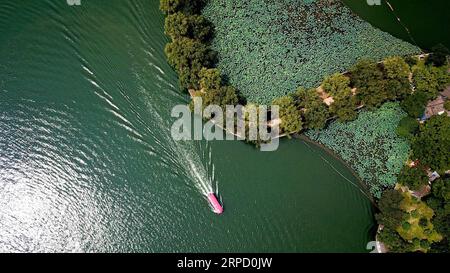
[295, 134, 376, 206]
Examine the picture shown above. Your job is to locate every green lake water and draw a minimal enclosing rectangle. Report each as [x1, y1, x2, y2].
[343, 0, 450, 50]
[0, 0, 375, 252]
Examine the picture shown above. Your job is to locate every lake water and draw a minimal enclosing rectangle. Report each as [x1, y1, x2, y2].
[343, 0, 450, 50]
[0, 0, 374, 252]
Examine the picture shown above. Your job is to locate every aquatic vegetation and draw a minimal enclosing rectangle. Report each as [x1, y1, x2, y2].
[203, 0, 419, 104]
[306, 102, 411, 198]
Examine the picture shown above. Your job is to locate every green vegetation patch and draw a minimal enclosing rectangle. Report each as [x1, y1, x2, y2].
[203, 0, 419, 104]
[306, 102, 410, 198]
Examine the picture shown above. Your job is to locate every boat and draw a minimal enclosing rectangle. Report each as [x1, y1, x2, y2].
[207, 193, 223, 214]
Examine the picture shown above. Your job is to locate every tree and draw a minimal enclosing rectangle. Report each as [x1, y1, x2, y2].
[272, 96, 303, 134]
[396, 116, 419, 141]
[194, 85, 238, 110]
[330, 88, 358, 122]
[357, 80, 390, 108]
[192, 68, 238, 110]
[426, 44, 449, 67]
[426, 176, 450, 253]
[322, 73, 350, 96]
[405, 56, 418, 67]
[350, 59, 383, 88]
[431, 176, 450, 202]
[419, 218, 429, 228]
[431, 65, 450, 92]
[160, 0, 206, 15]
[165, 37, 214, 89]
[160, 0, 184, 14]
[400, 92, 428, 118]
[292, 88, 330, 129]
[382, 56, 412, 100]
[383, 56, 411, 81]
[303, 100, 330, 130]
[376, 189, 406, 230]
[350, 59, 402, 108]
[385, 78, 411, 100]
[378, 227, 413, 253]
[292, 87, 317, 108]
[412, 63, 450, 100]
[445, 101, 450, 111]
[198, 68, 221, 90]
[397, 165, 429, 191]
[412, 115, 450, 171]
[165, 12, 212, 41]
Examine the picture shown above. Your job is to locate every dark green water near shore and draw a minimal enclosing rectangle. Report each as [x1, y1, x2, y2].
[0, 0, 374, 252]
[343, 0, 450, 50]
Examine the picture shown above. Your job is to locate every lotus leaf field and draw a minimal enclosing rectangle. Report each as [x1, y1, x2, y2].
[203, 0, 419, 104]
[306, 103, 411, 198]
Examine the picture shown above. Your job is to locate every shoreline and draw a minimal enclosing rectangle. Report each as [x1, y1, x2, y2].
[295, 134, 377, 207]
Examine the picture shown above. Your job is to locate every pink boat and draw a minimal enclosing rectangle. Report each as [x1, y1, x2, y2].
[207, 193, 223, 214]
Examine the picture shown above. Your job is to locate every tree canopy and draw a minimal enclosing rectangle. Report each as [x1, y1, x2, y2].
[396, 116, 419, 141]
[272, 96, 302, 134]
[322, 73, 350, 96]
[198, 67, 221, 90]
[383, 56, 411, 81]
[292, 88, 330, 130]
[192, 68, 238, 109]
[350, 59, 383, 88]
[160, 0, 206, 15]
[412, 115, 450, 171]
[426, 44, 449, 67]
[165, 12, 212, 41]
[412, 63, 450, 100]
[426, 176, 450, 252]
[445, 101, 450, 111]
[400, 92, 428, 118]
[376, 189, 406, 230]
[397, 165, 429, 191]
[165, 37, 214, 89]
[330, 88, 358, 122]
[378, 227, 413, 253]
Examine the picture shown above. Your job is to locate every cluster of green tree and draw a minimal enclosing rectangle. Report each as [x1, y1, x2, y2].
[321, 73, 358, 122]
[272, 54, 449, 136]
[377, 115, 450, 253]
[270, 87, 330, 134]
[411, 115, 450, 172]
[273, 56, 414, 133]
[376, 190, 415, 253]
[400, 61, 450, 118]
[317, 57, 412, 124]
[426, 44, 450, 67]
[292, 88, 330, 130]
[376, 189, 443, 253]
[351, 57, 411, 108]
[320, 56, 449, 125]
[396, 114, 449, 173]
[397, 165, 429, 191]
[425, 175, 450, 252]
[189, 68, 239, 110]
[160, 0, 206, 15]
[396, 116, 419, 141]
[445, 101, 450, 111]
[161, 0, 240, 110]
